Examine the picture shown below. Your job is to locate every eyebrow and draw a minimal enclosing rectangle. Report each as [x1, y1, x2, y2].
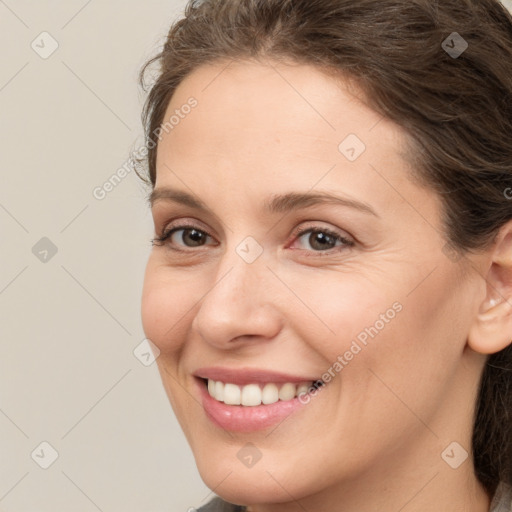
[149, 187, 379, 218]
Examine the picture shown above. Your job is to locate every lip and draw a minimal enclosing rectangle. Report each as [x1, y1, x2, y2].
[195, 377, 309, 432]
[194, 366, 320, 386]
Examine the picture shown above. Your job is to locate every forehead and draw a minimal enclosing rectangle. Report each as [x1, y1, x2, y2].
[161, 59, 402, 154]
[154, 59, 423, 214]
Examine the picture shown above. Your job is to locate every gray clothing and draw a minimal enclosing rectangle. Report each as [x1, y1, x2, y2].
[197, 497, 244, 511]
[492, 482, 512, 512]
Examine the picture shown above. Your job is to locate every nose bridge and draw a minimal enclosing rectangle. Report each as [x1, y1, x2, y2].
[213, 258, 256, 303]
[191, 241, 282, 345]
[210, 233, 270, 301]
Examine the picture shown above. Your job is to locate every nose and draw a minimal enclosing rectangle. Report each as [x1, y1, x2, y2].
[191, 253, 283, 349]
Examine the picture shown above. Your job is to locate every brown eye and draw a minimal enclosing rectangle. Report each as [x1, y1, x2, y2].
[152, 224, 215, 249]
[291, 227, 355, 253]
[175, 228, 209, 247]
[304, 231, 338, 251]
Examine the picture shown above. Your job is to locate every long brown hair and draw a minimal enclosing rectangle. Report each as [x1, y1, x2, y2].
[137, 0, 512, 496]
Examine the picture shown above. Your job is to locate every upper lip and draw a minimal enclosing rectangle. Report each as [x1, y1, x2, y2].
[194, 366, 320, 385]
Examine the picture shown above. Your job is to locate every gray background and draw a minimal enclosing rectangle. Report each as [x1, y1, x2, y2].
[0, 1, 210, 511]
[1, 1, 511, 511]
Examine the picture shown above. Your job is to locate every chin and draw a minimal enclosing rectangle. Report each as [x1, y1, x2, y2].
[191, 443, 321, 506]
[197, 465, 295, 506]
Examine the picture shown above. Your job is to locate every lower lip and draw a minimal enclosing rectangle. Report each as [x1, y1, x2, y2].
[197, 379, 308, 432]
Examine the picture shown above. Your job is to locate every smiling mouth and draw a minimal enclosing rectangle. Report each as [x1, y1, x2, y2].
[203, 378, 324, 406]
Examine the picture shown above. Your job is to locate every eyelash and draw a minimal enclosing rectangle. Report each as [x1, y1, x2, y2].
[151, 222, 355, 256]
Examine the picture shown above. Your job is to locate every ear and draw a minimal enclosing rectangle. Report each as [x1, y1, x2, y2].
[468, 220, 512, 355]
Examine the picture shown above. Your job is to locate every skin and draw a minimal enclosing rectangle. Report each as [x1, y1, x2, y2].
[141, 58, 512, 512]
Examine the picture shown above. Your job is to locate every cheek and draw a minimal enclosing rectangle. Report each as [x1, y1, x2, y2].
[141, 263, 196, 425]
[287, 262, 466, 399]
[345, 265, 473, 413]
[140, 261, 193, 353]
[279, 269, 394, 362]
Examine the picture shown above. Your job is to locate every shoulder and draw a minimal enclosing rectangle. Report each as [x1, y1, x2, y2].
[196, 496, 246, 512]
[490, 482, 512, 512]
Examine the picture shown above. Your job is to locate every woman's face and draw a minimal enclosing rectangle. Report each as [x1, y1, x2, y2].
[141, 59, 488, 506]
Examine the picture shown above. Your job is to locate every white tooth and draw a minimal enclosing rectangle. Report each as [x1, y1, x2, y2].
[241, 383, 262, 406]
[207, 379, 215, 397]
[262, 383, 279, 404]
[278, 383, 296, 401]
[209, 380, 310, 405]
[214, 380, 224, 402]
[223, 383, 241, 405]
[296, 383, 310, 397]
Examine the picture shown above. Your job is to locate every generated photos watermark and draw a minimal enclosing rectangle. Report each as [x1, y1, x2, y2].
[92, 97, 198, 201]
[298, 301, 403, 404]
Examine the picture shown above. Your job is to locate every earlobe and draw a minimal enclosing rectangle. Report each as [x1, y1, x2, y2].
[467, 221, 512, 355]
[468, 299, 512, 354]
